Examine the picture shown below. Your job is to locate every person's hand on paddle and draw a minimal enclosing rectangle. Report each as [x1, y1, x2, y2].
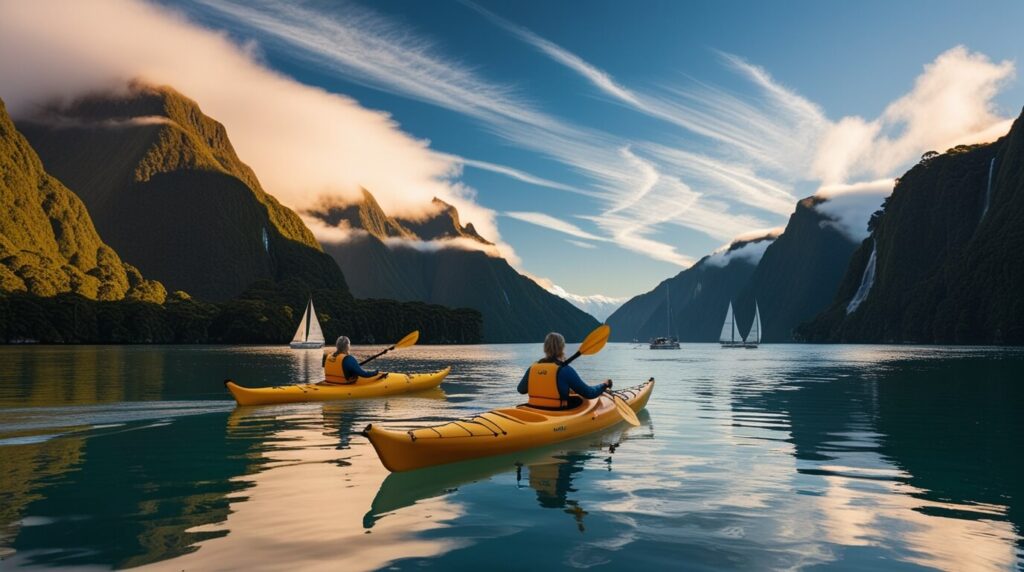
[603, 379, 614, 390]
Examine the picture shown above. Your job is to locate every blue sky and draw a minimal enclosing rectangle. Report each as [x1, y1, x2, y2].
[148, 1, 1024, 297]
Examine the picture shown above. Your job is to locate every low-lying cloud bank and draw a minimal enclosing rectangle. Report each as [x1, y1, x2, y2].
[703, 229, 783, 268]
[0, 0, 504, 249]
[813, 180, 895, 242]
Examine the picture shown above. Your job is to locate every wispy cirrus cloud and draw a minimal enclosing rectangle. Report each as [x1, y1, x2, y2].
[186, 0, 760, 269]
[504, 211, 606, 242]
[468, 2, 1015, 255]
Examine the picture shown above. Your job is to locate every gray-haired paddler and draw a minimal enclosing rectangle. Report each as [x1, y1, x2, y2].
[517, 332, 611, 409]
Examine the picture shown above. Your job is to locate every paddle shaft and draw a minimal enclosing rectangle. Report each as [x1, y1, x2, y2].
[360, 345, 394, 366]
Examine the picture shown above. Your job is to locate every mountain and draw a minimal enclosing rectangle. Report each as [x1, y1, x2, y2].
[310, 189, 600, 342]
[0, 96, 165, 304]
[3, 86, 482, 344]
[799, 107, 1024, 344]
[733, 196, 861, 342]
[17, 83, 347, 302]
[606, 234, 775, 342]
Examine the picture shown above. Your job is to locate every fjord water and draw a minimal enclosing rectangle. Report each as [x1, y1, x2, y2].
[0, 344, 1021, 570]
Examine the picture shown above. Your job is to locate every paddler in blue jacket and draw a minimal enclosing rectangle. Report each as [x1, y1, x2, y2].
[518, 332, 611, 409]
[322, 336, 388, 383]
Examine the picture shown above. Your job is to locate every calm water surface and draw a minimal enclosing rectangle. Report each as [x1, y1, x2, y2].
[0, 344, 1022, 570]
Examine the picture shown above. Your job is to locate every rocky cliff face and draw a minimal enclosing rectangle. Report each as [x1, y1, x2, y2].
[0, 96, 164, 303]
[18, 83, 347, 302]
[734, 196, 860, 342]
[309, 189, 599, 343]
[800, 108, 1024, 343]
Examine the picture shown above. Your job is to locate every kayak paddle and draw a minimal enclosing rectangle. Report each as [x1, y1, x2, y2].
[360, 330, 420, 365]
[562, 324, 610, 366]
[604, 385, 641, 427]
[563, 325, 641, 427]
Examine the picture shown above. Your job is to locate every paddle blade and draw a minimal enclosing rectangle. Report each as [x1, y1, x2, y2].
[610, 394, 641, 427]
[578, 324, 611, 356]
[394, 330, 419, 349]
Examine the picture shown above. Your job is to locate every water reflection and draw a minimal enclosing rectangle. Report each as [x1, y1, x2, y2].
[0, 344, 1021, 570]
[731, 353, 1022, 570]
[365, 415, 651, 534]
[155, 401, 465, 571]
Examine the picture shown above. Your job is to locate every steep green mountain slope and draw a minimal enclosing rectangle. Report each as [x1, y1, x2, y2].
[606, 236, 773, 342]
[18, 84, 345, 301]
[0, 96, 165, 304]
[3, 87, 481, 344]
[800, 107, 1024, 343]
[734, 197, 860, 342]
[311, 190, 599, 342]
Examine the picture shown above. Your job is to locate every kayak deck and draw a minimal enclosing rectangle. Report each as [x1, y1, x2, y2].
[225, 367, 451, 406]
[364, 378, 654, 472]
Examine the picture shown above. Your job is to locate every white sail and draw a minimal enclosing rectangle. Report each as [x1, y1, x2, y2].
[306, 299, 325, 344]
[291, 299, 310, 343]
[746, 302, 761, 344]
[719, 302, 736, 343]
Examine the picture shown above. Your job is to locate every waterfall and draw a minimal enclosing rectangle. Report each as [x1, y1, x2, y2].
[846, 243, 877, 315]
[980, 157, 995, 221]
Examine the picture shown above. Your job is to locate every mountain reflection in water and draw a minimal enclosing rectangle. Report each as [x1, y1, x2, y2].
[0, 343, 1021, 570]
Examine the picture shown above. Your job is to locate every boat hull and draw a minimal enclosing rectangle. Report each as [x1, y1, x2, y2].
[363, 379, 655, 472]
[289, 341, 324, 349]
[225, 367, 451, 406]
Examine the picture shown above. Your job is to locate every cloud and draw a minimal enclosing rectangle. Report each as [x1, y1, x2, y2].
[811, 46, 1014, 184]
[813, 179, 894, 242]
[440, 154, 584, 194]
[504, 211, 606, 241]
[181, 0, 780, 267]
[464, 7, 1016, 263]
[566, 239, 597, 249]
[300, 215, 368, 245]
[462, 1, 642, 108]
[0, 0, 510, 250]
[703, 228, 782, 268]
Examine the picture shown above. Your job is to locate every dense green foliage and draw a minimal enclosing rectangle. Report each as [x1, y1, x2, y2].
[314, 189, 599, 343]
[0, 97, 166, 303]
[2, 88, 481, 344]
[19, 84, 344, 302]
[0, 288, 482, 344]
[800, 110, 1024, 344]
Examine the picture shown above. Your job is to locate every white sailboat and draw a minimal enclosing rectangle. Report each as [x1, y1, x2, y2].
[290, 297, 325, 349]
[743, 302, 761, 348]
[719, 302, 743, 348]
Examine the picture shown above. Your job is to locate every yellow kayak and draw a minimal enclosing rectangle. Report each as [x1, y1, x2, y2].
[363, 378, 654, 472]
[224, 367, 451, 406]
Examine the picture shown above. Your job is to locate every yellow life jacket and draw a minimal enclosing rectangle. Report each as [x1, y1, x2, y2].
[324, 352, 354, 383]
[527, 361, 564, 409]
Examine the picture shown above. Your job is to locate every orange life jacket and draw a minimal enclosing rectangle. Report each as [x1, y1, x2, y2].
[324, 352, 354, 383]
[527, 360, 564, 408]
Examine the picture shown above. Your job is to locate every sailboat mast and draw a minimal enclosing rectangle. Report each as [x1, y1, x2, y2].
[666, 286, 672, 336]
[304, 298, 312, 342]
